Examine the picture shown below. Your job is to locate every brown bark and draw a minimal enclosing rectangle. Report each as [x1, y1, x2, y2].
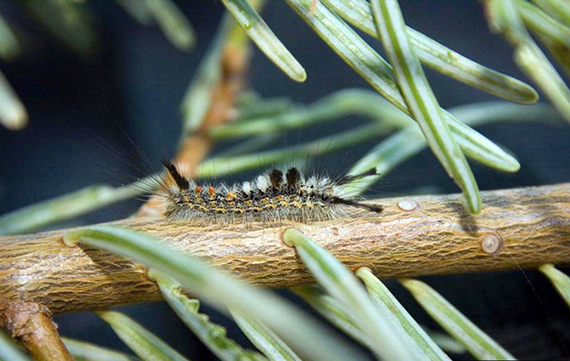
[0, 183, 569, 316]
[1, 301, 73, 361]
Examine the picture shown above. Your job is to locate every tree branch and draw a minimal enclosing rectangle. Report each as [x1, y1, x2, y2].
[1, 183, 569, 317]
[1, 301, 73, 361]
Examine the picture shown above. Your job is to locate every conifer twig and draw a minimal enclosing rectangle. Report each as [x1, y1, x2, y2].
[0, 301, 73, 361]
[0, 183, 569, 315]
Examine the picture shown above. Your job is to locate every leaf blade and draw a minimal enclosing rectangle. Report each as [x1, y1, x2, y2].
[282, 228, 419, 361]
[222, 0, 306, 82]
[291, 286, 374, 350]
[97, 311, 190, 361]
[0, 71, 27, 131]
[539, 264, 570, 308]
[357, 268, 451, 361]
[401, 279, 515, 360]
[143, 0, 195, 50]
[151, 271, 268, 361]
[323, 0, 538, 104]
[370, 0, 480, 213]
[62, 337, 140, 361]
[0, 178, 153, 235]
[231, 311, 302, 361]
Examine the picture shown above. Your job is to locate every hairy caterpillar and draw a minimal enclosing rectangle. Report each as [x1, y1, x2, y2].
[155, 160, 383, 225]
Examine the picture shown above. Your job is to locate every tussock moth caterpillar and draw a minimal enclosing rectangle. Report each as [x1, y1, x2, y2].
[154, 160, 383, 225]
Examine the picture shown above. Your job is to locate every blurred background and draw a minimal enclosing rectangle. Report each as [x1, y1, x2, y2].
[0, 0, 569, 359]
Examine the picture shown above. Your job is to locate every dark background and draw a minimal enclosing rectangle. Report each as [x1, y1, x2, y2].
[1, 1, 570, 359]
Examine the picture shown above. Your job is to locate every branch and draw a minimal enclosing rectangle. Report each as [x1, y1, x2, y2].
[0, 183, 569, 316]
[0, 301, 73, 361]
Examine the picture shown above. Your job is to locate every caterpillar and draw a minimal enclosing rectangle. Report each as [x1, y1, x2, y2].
[156, 160, 383, 225]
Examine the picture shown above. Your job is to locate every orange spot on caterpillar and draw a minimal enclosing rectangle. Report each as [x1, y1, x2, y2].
[195, 186, 203, 192]
[208, 186, 216, 198]
[227, 192, 236, 201]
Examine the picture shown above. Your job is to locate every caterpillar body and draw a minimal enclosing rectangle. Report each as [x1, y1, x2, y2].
[157, 160, 383, 225]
